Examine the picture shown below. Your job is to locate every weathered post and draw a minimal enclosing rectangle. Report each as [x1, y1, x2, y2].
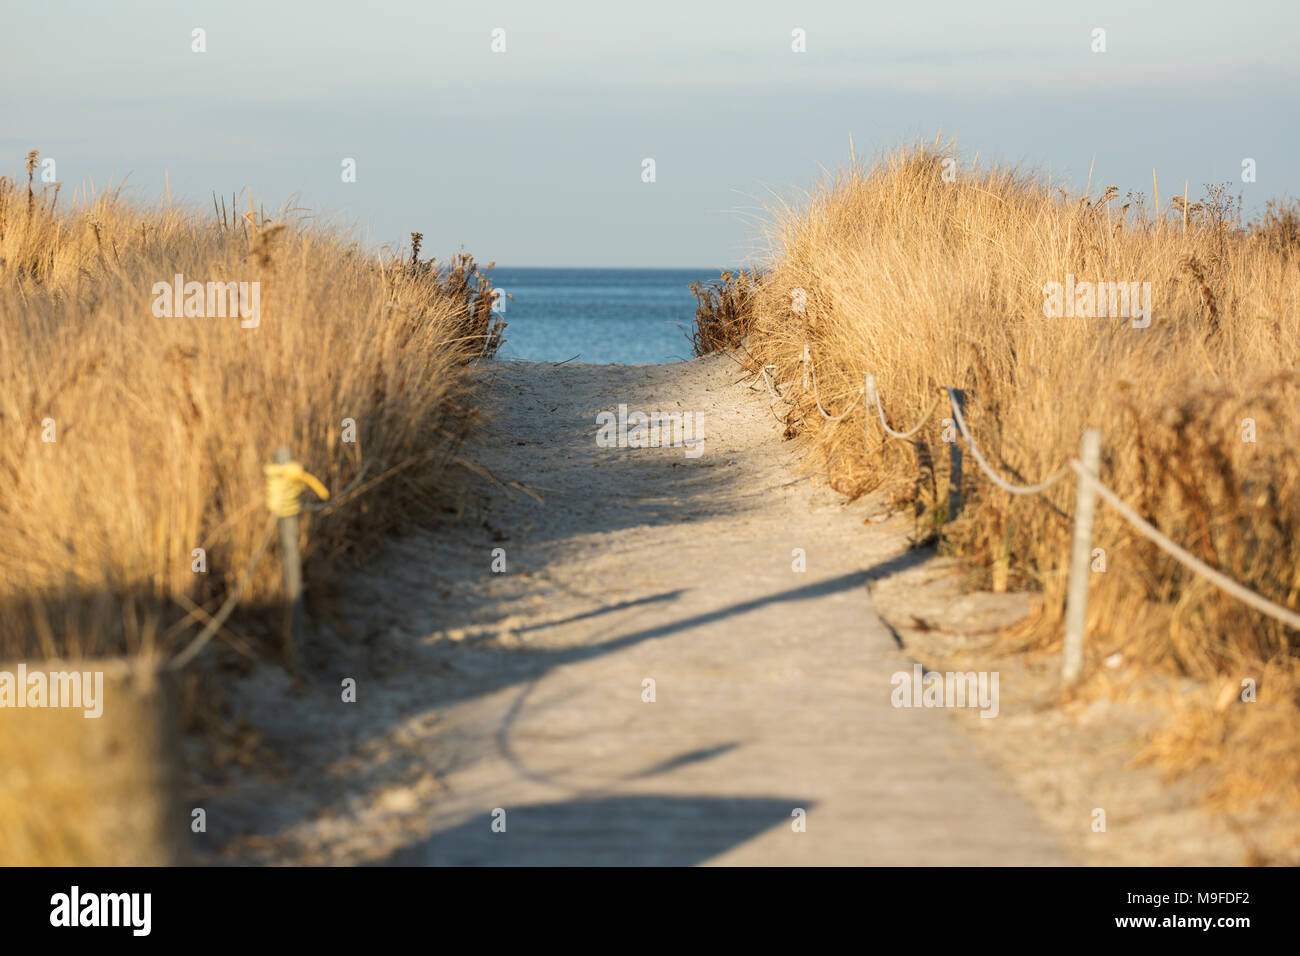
[273, 446, 303, 668]
[1062, 429, 1102, 686]
[947, 389, 967, 522]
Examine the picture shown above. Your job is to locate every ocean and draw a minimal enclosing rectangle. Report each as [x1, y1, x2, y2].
[490, 268, 722, 365]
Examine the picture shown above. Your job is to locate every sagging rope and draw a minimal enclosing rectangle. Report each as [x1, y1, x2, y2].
[945, 387, 1072, 495]
[764, 358, 941, 434]
[1073, 461, 1300, 631]
[763, 353, 867, 423]
[770, 342, 1300, 637]
[867, 370, 1299, 628]
[759, 364, 789, 402]
[808, 364, 862, 421]
[866, 374, 945, 440]
[756, 365, 803, 424]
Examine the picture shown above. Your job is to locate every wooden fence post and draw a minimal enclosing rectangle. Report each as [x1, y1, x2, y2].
[946, 389, 966, 522]
[1062, 429, 1102, 686]
[273, 446, 303, 669]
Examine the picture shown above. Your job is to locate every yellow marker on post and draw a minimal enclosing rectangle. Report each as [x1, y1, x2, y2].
[263, 459, 330, 517]
[265, 447, 329, 667]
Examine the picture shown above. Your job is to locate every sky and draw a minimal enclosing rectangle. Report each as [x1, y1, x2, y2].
[3, 0, 1298, 267]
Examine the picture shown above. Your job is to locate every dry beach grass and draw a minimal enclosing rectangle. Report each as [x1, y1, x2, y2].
[0, 151, 499, 665]
[712, 140, 1300, 821]
[4, 137, 1297, 864]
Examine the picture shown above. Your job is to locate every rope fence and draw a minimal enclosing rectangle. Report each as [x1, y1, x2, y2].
[756, 344, 1300, 686]
[171, 351, 1300, 684]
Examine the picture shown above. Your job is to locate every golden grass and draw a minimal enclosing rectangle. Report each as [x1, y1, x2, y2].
[0, 152, 498, 663]
[733, 140, 1300, 812]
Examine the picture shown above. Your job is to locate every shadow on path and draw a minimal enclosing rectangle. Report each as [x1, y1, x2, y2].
[376, 793, 811, 866]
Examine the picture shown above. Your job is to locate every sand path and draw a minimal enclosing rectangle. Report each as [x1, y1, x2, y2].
[214, 355, 1068, 865]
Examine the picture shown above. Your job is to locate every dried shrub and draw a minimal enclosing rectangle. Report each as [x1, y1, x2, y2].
[689, 268, 763, 356]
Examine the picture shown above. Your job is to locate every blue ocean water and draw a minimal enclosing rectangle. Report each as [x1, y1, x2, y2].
[490, 268, 722, 365]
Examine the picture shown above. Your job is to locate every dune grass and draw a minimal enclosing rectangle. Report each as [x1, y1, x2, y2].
[709, 140, 1300, 816]
[0, 151, 500, 665]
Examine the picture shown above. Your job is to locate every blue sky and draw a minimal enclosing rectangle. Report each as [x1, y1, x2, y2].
[3, 0, 1297, 267]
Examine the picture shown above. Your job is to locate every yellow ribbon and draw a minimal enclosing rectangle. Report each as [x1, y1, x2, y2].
[263, 461, 330, 517]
